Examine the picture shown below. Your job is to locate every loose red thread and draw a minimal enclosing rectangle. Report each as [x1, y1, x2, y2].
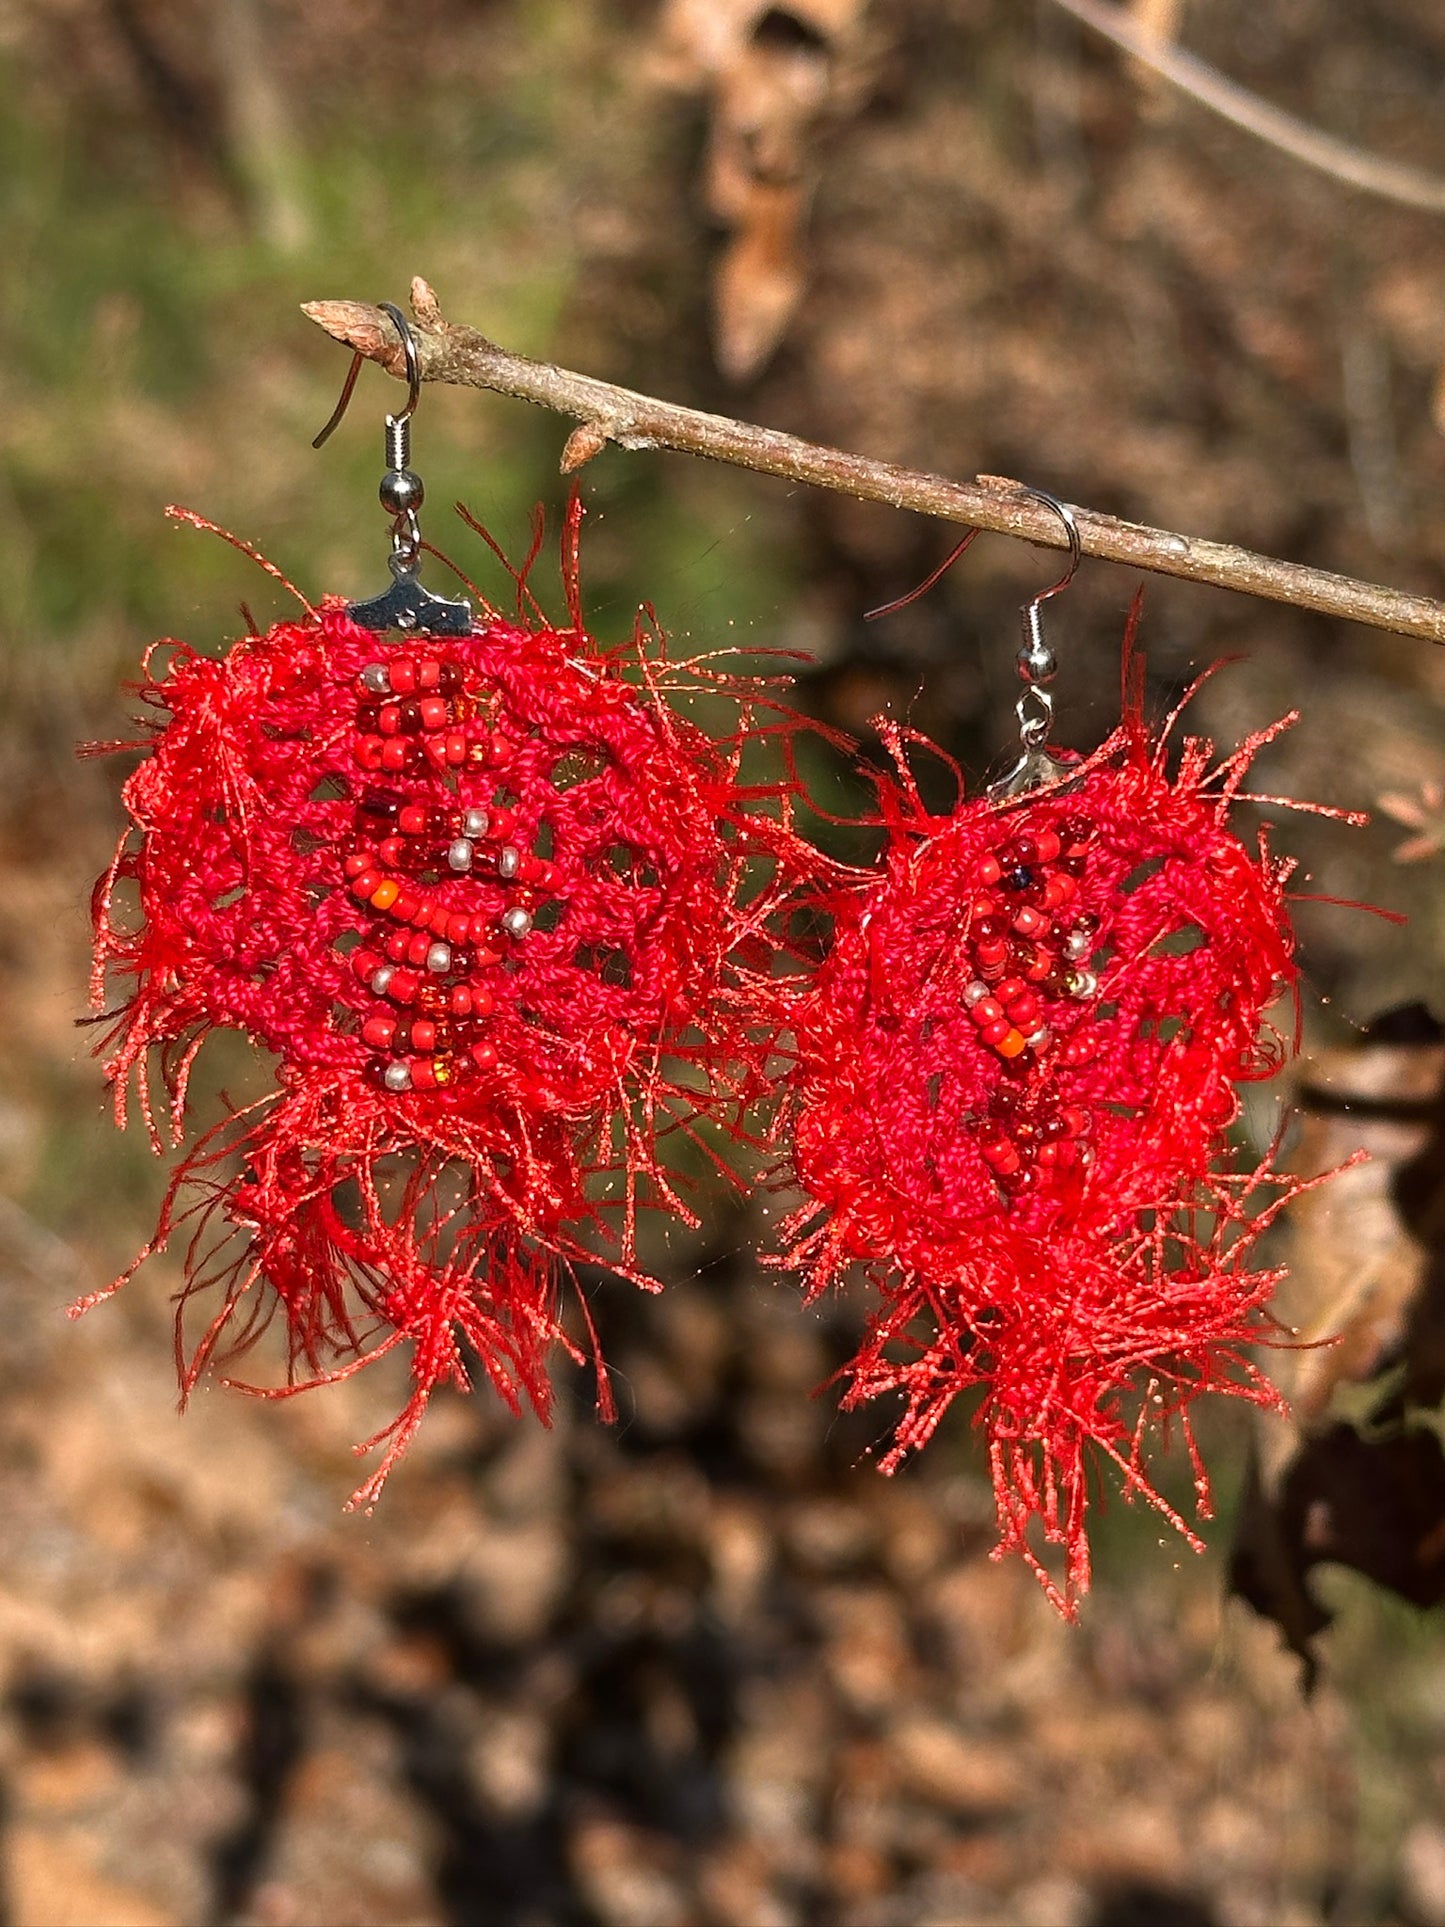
[87, 504, 820, 1502]
[779, 647, 1361, 1612]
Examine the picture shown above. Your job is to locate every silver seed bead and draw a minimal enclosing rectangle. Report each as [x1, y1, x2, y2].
[502, 907, 533, 940]
[963, 980, 990, 1006]
[1025, 1025, 1051, 1048]
[383, 1061, 412, 1093]
[425, 942, 452, 973]
[1064, 931, 1090, 961]
[1068, 969, 1098, 999]
[497, 845, 521, 880]
[360, 663, 390, 695]
[462, 808, 490, 839]
[447, 838, 474, 873]
[369, 965, 395, 996]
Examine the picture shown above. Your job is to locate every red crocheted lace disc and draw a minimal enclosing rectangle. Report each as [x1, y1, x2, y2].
[90, 571, 817, 1500]
[781, 694, 1336, 1611]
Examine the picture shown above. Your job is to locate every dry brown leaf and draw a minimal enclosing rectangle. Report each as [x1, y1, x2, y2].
[651, 0, 877, 380]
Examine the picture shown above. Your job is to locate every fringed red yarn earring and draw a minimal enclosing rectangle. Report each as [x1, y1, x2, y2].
[780, 489, 1362, 1613]
[87, 305, 819, 1500]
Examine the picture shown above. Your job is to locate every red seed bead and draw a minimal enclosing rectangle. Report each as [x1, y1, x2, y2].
[380, 739, 410, 771]
[970, 997, 1006, 1027]
[993, 977, 1027, 1006]
[470, 985, 495, 1017]
[355, 736, 384, 771]
[374, 836, 403, 869]
[385, 929, 410, 962]
[976, 940, 1008, 970]
[409, 1056, 438, 1090]
[420, 696, 448, 731]
[446, 913, 473, 945]
[534, 862, 560, 890]
[408, 897, 434, 928]
[978, 852, 1003, 886]
[444, 732, 467, 766]
[348, 868, 383, 900]
[1060, 1106, 1092, 1136]
[981, 1017, 1013, 1047]
[392, 888, 420, 922]
[1043, 874, 1077, 909]
[488, 807, 516, 841]
[487, 733, 514, 767]
[474, 946, 503, 968]
[1012, 905, 1048, 937]
[428, 903, 453, 934]
[399, 805, 429, 836]
[471, 1040, 499, 1071]
[378, 703, 402, 736]
[1034, 828, 1062, 862]
[343, 852, 373, 879]
[362, 1014, 397, 1050]
[1062, 1031, 1099, 1066]
[1024, 947, 1053, 982]
[416, 658, 442, 689]
[351, 948, 383, 982]
[389, 657, 417, 694]
[971, 894, 996, 922]
[449, 985, 473, 1017]
[1037, 1139, 1077, 1169]
[383, 968, 418, 1004]
[410, 1019, 436, 1053]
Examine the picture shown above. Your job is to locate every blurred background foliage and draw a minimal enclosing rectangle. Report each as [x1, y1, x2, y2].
[5, 2, 1445, 1923]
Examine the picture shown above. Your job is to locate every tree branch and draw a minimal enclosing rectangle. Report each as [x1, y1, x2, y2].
[1050, 0, 1445, 217]
[302, 279, 1445, 647]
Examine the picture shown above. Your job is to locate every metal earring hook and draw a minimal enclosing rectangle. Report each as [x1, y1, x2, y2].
[991, 487, 1083, 801]
[311, 301, 471, 637]
[311, 302, 422, 450]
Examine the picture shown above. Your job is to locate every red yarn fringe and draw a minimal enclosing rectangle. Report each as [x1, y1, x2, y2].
[87, 502, 823, 1501]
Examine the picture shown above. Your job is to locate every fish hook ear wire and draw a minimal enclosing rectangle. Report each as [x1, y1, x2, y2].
[311, 301, 421, 450]
[308, 301, 471, 637]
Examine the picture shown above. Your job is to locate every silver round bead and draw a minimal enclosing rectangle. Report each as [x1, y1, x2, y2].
[360, 663, 390, 695]
[1064, 931, 1090, 961]
[963, 980, 990, 1006]
[425, 941, 452, 973]
[497, 845, 521, 881]
[383, 1061, 412, 1094]
[1017, 640, 1058, 685]
[369, 965, 395, 996]
[447, 838, 474, 873]
[1068, 969, 1098, 1000]
[379, 468, 425, 515]
[502, 907, 533, 940]
[462, 807, 490, 839]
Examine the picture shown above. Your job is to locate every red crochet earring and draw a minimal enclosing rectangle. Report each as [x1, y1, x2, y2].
[87, 305, 817, 1498]
[780, 489, 1352, 1612]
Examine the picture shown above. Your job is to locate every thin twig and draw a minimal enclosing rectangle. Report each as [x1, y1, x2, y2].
[302, 280, 1445, 646]
[1051, 0, 1445, 215]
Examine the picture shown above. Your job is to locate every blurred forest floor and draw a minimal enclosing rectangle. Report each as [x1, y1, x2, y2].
[5, 1, 1445, 1921]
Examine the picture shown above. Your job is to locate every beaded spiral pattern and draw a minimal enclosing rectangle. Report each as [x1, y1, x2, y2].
[781, 683, 1333, 1611]
[89, 540, 815, 1499]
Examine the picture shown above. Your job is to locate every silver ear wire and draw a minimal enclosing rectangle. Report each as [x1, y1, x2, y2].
[990, 488, 1081, 800]
[311, 301, 471, 638]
